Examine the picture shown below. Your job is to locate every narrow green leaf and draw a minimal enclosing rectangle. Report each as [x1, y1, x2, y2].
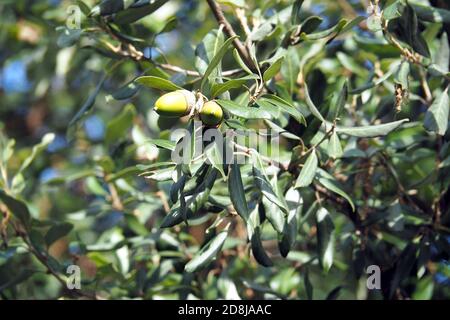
[135, 76, 183, 91]
[301, 16, 323, 34]
[388, 4, 430, 57]
[16, 133, 55, 174]
[330, 81, 347, 120]
[246, 203, 261, 240]
[68, 74, 106, 130]
[279, 188, 301, 257]
[336, 16, 366, 35]
[295, 149, 318, 188]
[211, 75, 256, 98]
[1, 138, 15, 166]
[336, 119, 409, 137]
[291, 0, 305, 25]
[411, 3, 450, 24]
[253, 167, 287, 213]
[255, 99, 282, 118]
[145, 167, 175, 182]
[228, 161, 249, 221]
[251, 227, 273, 267]
[428, 64, 450, 78]
[144, 139, 176, 151]
[395, 60, 410, 89]
[264, 119, 301, 140]
[56, 28, 82, 48]
[300, 19, 347, 41]
[262, 194, 285, 234]
[185, 229, 229, 272]
[169, 174, 187, 204]
[161, 168, 217, 227]
[232, 48, 254, 75]
[250, 22, 275, 41]
[423, 88, 449, 136]
[217, 100, 272, 119]
[263, 57, 284, 82]
[316, 169, 355, 211]
[0, 190, 31, 230]
[158, 16, 178, 34]
[107, 81, 140, 101]
[412, 275, 434, 300]
[328, 131, 343, 159]
[76, 0, 91, 15]
[89, 0, 127, 16]
[434, 32, 449, 74]
[316, 207, 335, 272]
[201, 36, 238, 91]
[383, 1, 405, 20]
[105, 104, 136, 144]
[260, 94, 306, 125]
[107, 166, 141, 182]
[281, 47, 300, 94]
[113, 0, 168, 24]
[389, 244, 417, 298]
[196, 29, 224, 75]
[45, 222, 74, 246]
[205, 141, 226, 180]
[304, 82, 325, 122]
[0, 269, 35, 292]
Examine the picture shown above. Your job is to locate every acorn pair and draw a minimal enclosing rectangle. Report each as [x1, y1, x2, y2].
[154, 90, 223, 126]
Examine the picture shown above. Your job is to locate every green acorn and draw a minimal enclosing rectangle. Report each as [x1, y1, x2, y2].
[154, 90, 196, 117]
[199, 100, 223, 126]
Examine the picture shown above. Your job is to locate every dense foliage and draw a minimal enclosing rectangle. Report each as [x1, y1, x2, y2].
[0, 0, 449, 300]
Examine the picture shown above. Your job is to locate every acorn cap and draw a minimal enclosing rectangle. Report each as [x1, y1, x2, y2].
[199, 101, 223, 126]
[154, 90, 196, 117]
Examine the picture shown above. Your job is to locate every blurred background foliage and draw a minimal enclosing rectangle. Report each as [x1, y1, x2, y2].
[0, 0, 449, 300]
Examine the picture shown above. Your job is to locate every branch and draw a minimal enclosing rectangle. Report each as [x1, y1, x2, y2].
[108, 182, 124, 211]
[206, 0, 258, 72]
[156, 62, 242, 77]
[302, 123, 336, 157]
[336, 0, 358, 18]
[13, 223, 96, 299]
[98, 20, 244, 78]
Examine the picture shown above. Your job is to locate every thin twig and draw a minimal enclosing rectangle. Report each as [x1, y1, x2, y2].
[13, 223, 96, 299]
[108, 183, 124, 211]
[98, 19, 244, 78]
[336, 0, 358, 18]
[206, 0, 258, 72]
[156, 62, 241, 77]
[303, 124, 336, 157]
[419, 67, 433, 104]
[378, 152, 429, 215]
[156, 191, 170, 213]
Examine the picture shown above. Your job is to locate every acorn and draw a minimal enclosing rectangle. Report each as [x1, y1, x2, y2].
[199, 100, 223, 126]
[154, 90, 196, 118]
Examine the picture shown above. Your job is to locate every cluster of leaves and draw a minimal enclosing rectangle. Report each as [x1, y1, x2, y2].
[0, 0, 449, 300]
